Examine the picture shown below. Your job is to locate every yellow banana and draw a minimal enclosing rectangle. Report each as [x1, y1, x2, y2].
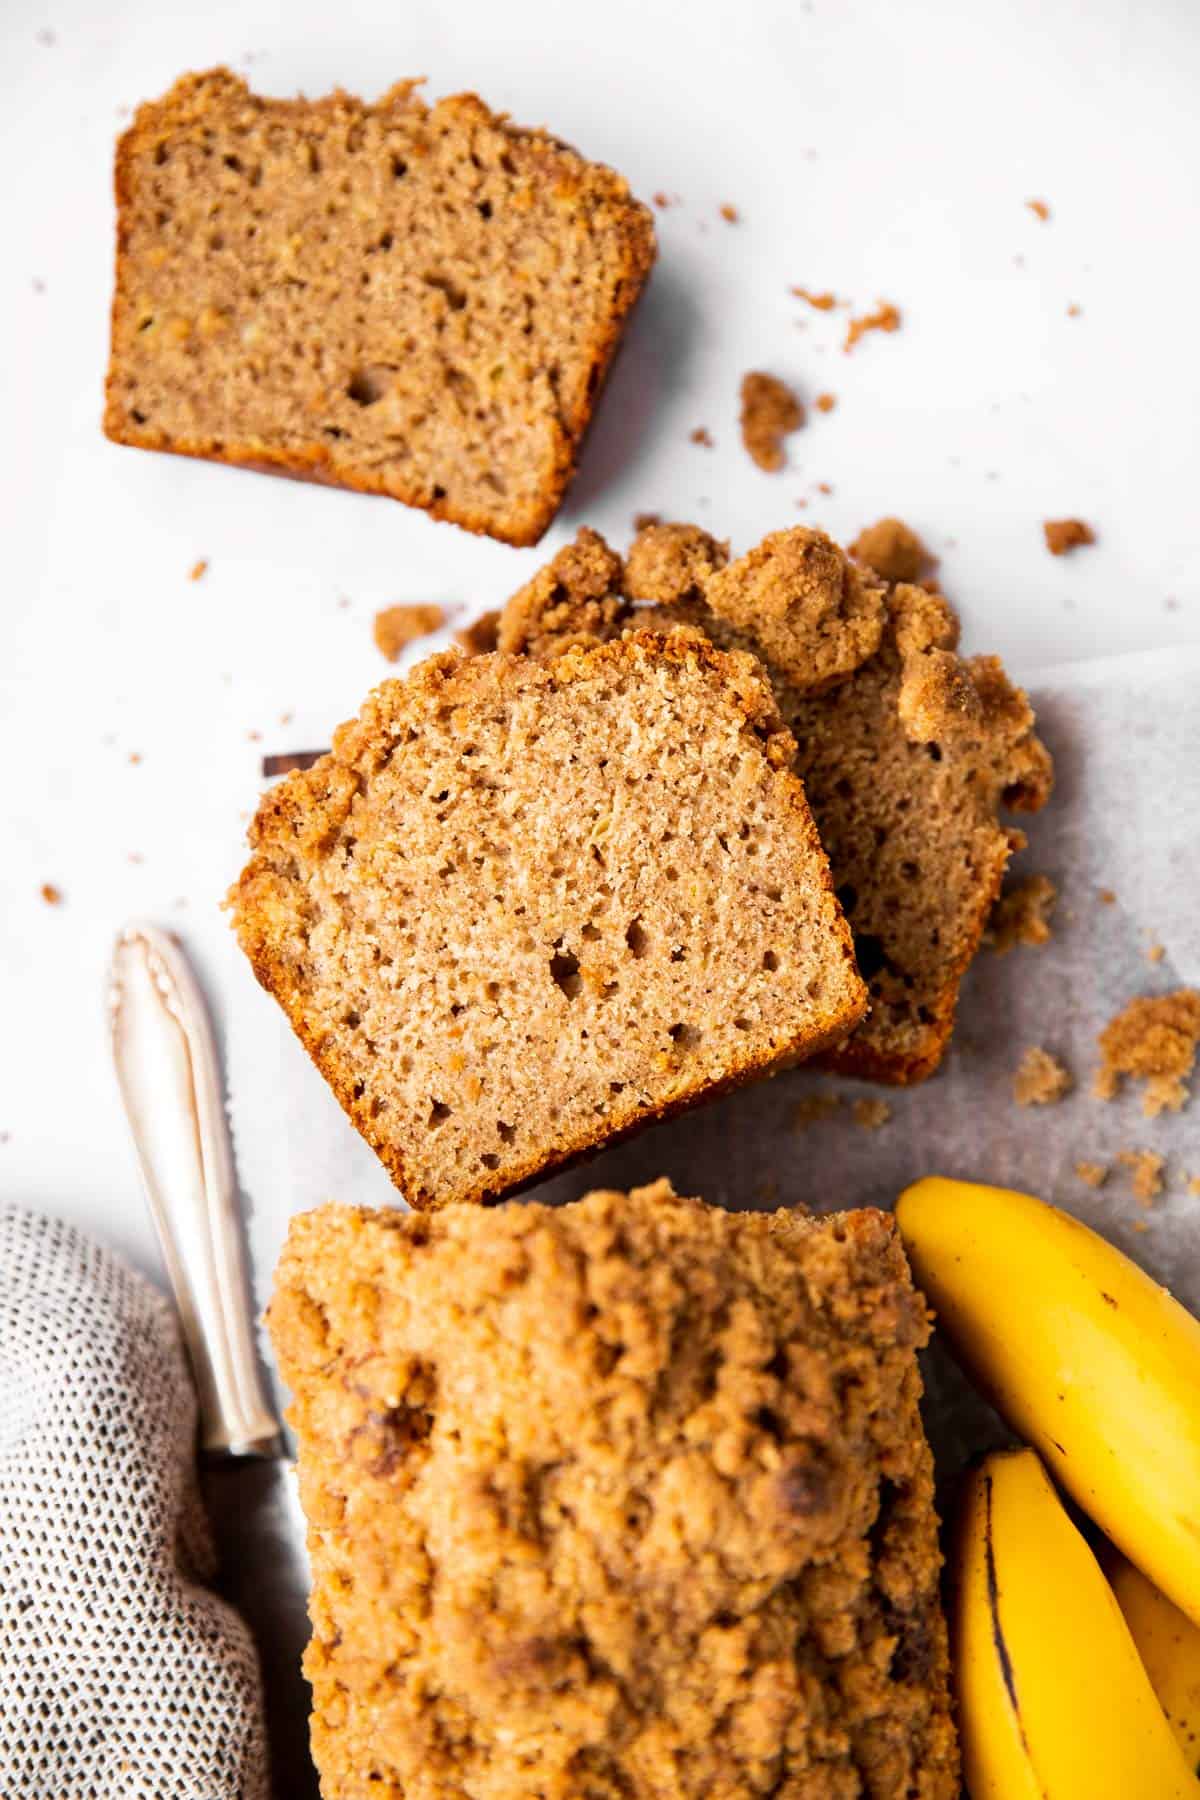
[896, 1176, 1200, 1627]
[1107, 1548, 1200, 1774]
[955, 1447, 1197, 1797]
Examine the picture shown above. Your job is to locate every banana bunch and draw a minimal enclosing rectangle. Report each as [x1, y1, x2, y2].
[1108, 1547, 1200, 1772]
[896, 1176, 1200, 1795]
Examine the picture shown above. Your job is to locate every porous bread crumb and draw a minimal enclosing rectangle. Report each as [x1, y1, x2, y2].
[231, 633, 867, 1209]
[1099, 887, 1117, 905]
[1044, 519, 1096, 555]
[719, 202, 739, 222]
[791, 286, 838, 310]
[1013, 1045, 1073, 1106]
[498, 527, 628, 658]
[844, 301, 901, 352]
[853, 1097, 891, 1130]
[985, 874, 1058, 952]
[739, 372, 804, 472]
[105, 69, 656, 548]
[815, 392, 837, 413]
[1095, 990, 1200, 1115]
[269, 1186, 959, 1799]
[1026, 198, 1050, 221]
[704, 528, 887, 691]
[791, 1091, 841, 1130]
[1116, 1148, 1166, 1205]
[40, 883, 63, 906]
[851, 518, 931, 586]
[625, 522, 729, 605]
[1075, 1160, 1108, 1188]
[690, 426, 714, 447]
[454, 610, 500, 656]
[189, 558, 208, 581]
[1146, 941, 1165, 964]
[373, 602, 445, 661]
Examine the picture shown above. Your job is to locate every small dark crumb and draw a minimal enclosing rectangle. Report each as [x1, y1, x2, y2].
[189, 558, 209, 581]
[791, 286, 838, 311]
[633, 511, 662, 532]
[690, 426, 714, 448]
[653, 192, 673, 209]
[40, 883, 63, 906]
[247, 729, 262, 742]
[740, 373, 804, 472]
[791, 1092, 841, 1131]
[719, 203, 739, 223]
[1044, 518, 1095, 555]
[844, 301, 901, 352]
[815, 393, 836, 413]
[1067, 303, 1082, 318]
[1116, 1148, 1166, 1205]
[1099, 888, 1117, 905]
[279, 710, 294, 725]
[852, 1098, 891, 1130]
[128, 751, 142, 766]
[795, 498, 809, 511]
[1013, 1046, 1073, 1106]
[1075, 1161, 1108, 1188]
[262, 749, 326, 778]
[816, 481, 834, 496]
[1027, 198, 1050, 221]
[373, 602, 446, 661]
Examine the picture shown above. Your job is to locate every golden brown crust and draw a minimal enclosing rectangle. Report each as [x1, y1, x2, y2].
[105, 70, 657, 547]
[269, 1185, 959, 1799]
[231, 632, 866, 1208]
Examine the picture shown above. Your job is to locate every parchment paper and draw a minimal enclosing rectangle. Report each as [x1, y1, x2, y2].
[223, 641, 1200, 1477]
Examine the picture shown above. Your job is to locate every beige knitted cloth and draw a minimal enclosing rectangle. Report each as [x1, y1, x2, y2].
[0, 1204, 268, 1800]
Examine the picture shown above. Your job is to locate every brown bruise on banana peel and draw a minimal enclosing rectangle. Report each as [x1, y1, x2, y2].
[983, 1472, 1041, 1778]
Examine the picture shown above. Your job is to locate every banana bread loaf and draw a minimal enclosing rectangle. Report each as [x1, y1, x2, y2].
[269, 1181, 959, 1799]
[105, 69, 656, 545]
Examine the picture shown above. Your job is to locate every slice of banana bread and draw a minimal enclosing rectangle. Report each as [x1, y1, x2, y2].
[493, 523, 1053, 1083]
[268, 1182, 959, 1800]
[229, 633, 865, 1208]
[104, 70, 656, 546]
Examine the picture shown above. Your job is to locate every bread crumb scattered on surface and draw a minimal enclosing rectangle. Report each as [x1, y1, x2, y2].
[1116, 1148, 1166, 1205]
[373, 602, 446, 661]
[815, 481, 834, 496]
[852, 1097, 891, 1130]
[1067, 303, 1082, 318]
[1043, 518, 1095, 555]
[454, 610, 500, 656]
[1026, 198, 1050, 221]
[1014, 1046, 1073, 1106]
[1074, 1160, 1108, 1188]
[850, 517, 931, 585]
[719, 203, 739, 223]
[791, 1092, 841, 1131]
[791, 286, 838, 311]
[1095, 990, 1200, 1115]
[1099, 887, 1117, 905]
[1146, 941, 1165, 964]
[652, 191, 672, 209]
[739, 373, 804, 471]
[1188, 1174, 1200, 1198]
[689, 426, 714, 447]
[127, 751, 143, 766]
[985, 874, 1058, 953]
[844, 301, 901, 352]
[815, 392, 837, 413]
[40, 883, 63, 906]
[189, 558, 209, 581]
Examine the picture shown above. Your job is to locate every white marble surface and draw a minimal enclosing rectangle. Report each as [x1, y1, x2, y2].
[3, 0, 1199, 1295]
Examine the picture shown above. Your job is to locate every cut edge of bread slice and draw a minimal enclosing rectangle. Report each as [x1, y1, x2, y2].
[229, 630, 867, 1207]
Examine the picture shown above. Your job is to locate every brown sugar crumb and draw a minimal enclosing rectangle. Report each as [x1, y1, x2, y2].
[128, 751, 143, 766]
[719, 203, 739, 223]
[1026, 198, 1051, 221]
[1116, 1148, 1166, 1205]
[791, 286, 838, 311]
[1098, 887, 1117, 905]
[690, 426, 714, 447]
[844, 301, 901, 353]
[740, 372, 804, 472]
[985, 874, 1058, 953]
[454, 610, 500, 656]
[852, 1097, 891, 1130]
[373, 603, 445, 662]
[40, 883, 63, 906]
[850, 517, 932, 586]
[498, 527, 628, 658]
[1095, 990, 1200, 1116]
[1075, 1160, 1108, 1188]
[816, 481, 834, 496]
[815, 392, 837, 413]
[625, 522, 729, 606]
[1067, 303, 1083, 318]
[791, 1091, 841, 1131]
[653, 191, 673, 209]
[1014, 1045, 1073, 1106]
[1044, 518, 1096, 555]
[189, 558, 209, 581]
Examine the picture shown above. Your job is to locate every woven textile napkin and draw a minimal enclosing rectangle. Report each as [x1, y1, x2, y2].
[0, 1204, 268, 1800]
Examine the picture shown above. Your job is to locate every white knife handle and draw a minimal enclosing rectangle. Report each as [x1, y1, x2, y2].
[109, 923, 282, 1458]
